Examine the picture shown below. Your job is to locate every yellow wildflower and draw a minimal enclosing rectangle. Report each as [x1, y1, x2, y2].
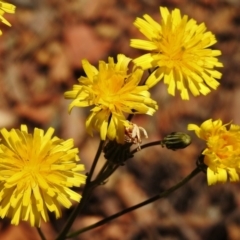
[188, 119, 240, 185]
[0, 125, 86, 227]
[64, 54, 158, 143]
[0, 1, 16, 35]
[130, 7, 223, 100]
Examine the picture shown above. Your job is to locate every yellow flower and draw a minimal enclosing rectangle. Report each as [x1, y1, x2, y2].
[188, 119, 240, 185]
[0, 125, 86, 227]
[130, 7, 223, 100]
[64, 54, 158, 143]
[0, 1, 16, 35]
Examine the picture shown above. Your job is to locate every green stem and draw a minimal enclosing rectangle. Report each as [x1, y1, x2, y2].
[56, 140, 105, 240]
[66, 167, 202, 238]
[36, 227, 47, 240]
[131, 140, 163, 154]
[93, 162, 119, 186]
[94, 160, 109, 182]
[56, 181, 95, 240]
[87, 140, 105, 183]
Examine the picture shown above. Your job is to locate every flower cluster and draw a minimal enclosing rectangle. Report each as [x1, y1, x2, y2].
[130, 7, 223, 100]
[0, 1, 15, 35]
[0, 3, 228, 230]
[64, 7, 224, 142]
[188, 119, 240, 185]
[64, 54, 158, 143]
[0, 125, 86, 226]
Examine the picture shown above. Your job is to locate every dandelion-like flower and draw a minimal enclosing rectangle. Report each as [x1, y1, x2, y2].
[0, 1, 16, 35]
[130, 7, 223, 100]
[0, 125, 86, 227]
[188, 119, 240, 185]
[64, 54, 158, 143]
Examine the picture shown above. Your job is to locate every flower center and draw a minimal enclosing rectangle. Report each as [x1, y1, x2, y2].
[93, 72, 125, 107]
[23, 163, 39, 173]
[22, 160, 41, 181]
[154, 27, 199, 70]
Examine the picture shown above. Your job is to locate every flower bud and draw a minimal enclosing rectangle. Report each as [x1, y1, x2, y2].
[162, 132, 191, 150]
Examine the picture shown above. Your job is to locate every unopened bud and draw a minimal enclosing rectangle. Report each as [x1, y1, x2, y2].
[162, 132, 191, 150]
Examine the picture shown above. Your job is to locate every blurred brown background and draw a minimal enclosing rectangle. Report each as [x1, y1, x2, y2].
[1, 0, 240, 239]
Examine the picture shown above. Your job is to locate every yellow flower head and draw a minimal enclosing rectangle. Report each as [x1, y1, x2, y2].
[64, 54, 158, 143]
[0, 125, 86, 227]
[130, 7, 223, 100]
[188, 119, 240, 185]
[0, 1, 16, 35]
